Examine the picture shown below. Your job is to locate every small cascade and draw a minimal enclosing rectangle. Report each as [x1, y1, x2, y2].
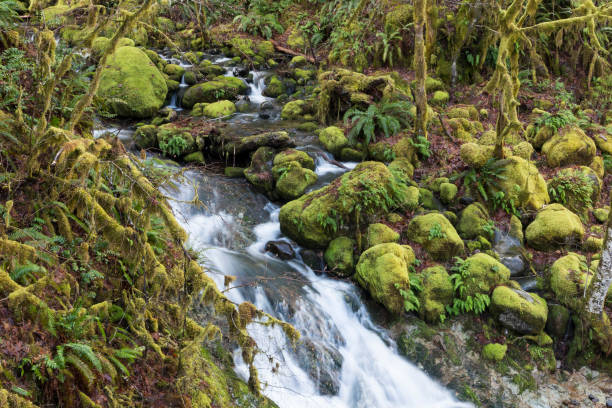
[166, 73, 188, 111]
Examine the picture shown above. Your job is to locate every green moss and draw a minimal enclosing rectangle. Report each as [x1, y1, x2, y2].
[164, 63, 186, 81]
[290, 56, 307, 67]
[97, 46, 168, 118]
[287, 28, 304, 49]
[439, 183, 458, 204]
[491, 286, 548, 334]
[388, 158, 414, 180]
[525, 204, 584, 251]
[133, 125, 158, 149]
[263, 75, 286, 98]
[182, 77, 247, 108]
[418, 188, 437, 210]
[593, 207, 610, 223]
[273, 149, 315, 170]
[461, 253, 511, 297]
[384, 4, 413, 30]
[512, 141, 534, 160]
[406, 213, 464, 261]
[418, 265, 453, 322]
[324, 237, 355, 277]
[203, 100, 236, 118]
[224, 167, 245, 178]
[549, 253, 590, 309]
[483, 343, 507, 361]
[91, 37, 134, 57]
[244, 147, 276, 194]
[447, 106, 479, 120]
[230, 37, 255, 57]
[184, 151, 205, 164]
[430, 90, 449, 105]
[319, 126, 348, 156]
[459, 143, 494, 168]
[493, 156, 550, 211]
[354, 243, 415, 314]
[281, 100, 307, 120]
[542, 126, 596, 168]
[457, 203, 491, 240]
[365, 223, 400, 249]
[272, 161, 318, 200]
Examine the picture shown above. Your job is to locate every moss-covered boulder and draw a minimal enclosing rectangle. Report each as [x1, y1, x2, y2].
[273, 149, 315, 170]
[354, 243, 415, 314]
[244, 147, 276, 194]
[460, 253, 511, 297]
[133, 125, 158, 149]
[406, 213, 464, 261]
[439, 183, 457, 205]
[525, 204, 585, 251]
[457, 203, 491, 240]
[549, 253, 590, 309]
[324, 237, 355, 277]
[220, 131, 294, 156]
[388, 158, 414, 180]
[418, 265, 453, 322]
[91, 37, 134, 57]
[491, 286, 548, 334]
[430, 91, 449, 105]
[365, 223, 400, 249]
[97, 46, 167, 118]
[489, 156, 549, 211]
[281, 100, 309, 120]
[263, 75, 286, 97]
[272, 161, 318, 200]
[202, 100, 236, 118]
[164, 63, 186, 81]
[460, 143, 494, 168]
[541, 126, 596, 168]
[547, 166, 600, 217]
[319, 126, 348, 156]
[279, 162, 409, 248]
[182, 77, 247, 108]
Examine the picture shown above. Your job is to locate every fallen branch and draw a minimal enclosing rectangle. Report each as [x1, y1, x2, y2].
[269, 40, 316, 63]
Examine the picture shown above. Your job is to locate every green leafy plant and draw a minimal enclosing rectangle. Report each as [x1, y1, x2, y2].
[446, 257, 491, 316]
[233, 12, 283, 39]
[456, 158, 506, 201]
[376, 26, 404, 67]
[428, 222, 446, 240]
[548, 169, 595, 215]
[409, 135, 431, 158]
[159, 135, 189, 157]
[395, 274, 423, 313]
[491, 189, 520, 217]
[343, 101, 412, 145]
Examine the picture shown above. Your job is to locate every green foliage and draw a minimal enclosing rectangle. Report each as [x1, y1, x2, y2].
[428, 222, 446, 240]
[456, 158, 506, 202]
[532, 109, 587, 134]
[547, 169, 594, 213]
[159, 135, 189, 157]
[344, 101, 412, 145]
[375, 26, 404, 67]
[446, 257, 491, 316]
[0, 48, 33, 111]
[409, 135, 431, 158]
[0, 0, 22, 29]
[10, 262, 46, 285]
[233, 12, 283, 39]
[395, 274, 423, 313]
[482, 220, 495, 236]
[604, 153, 612, 174]
[491, 188, 520, 217]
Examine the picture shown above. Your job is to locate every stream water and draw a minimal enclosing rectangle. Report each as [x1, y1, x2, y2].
[97, 54, 473, 407]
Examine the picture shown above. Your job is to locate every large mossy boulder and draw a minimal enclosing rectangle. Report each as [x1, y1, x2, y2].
[203, 100, 236, 118]
[541, 126, 596, 168]
[272, 161, 317, 200]
[97, 46, 167, 118]
[365, 223, 400, 249]
[281, 100, 309, 120]
[489, 156, 549, 211]
[418, 265, 453, 323]
[279, 162, 409, 248]
[525, 204, 585, 251]
[182, 77, 247, 108]
[460, 253, 511, 297]
[549, 253, 590, 309]
[319, 126, 348, 156]
[354, 243, 415, 314]
[263, 75, 286, 97]
[244, 147, 276, 194]
[491, 286, 548, 334]
[457, 203, 491, 240]
[133, 125, 158, 149]
[156, 124, 197, 158]
[406, 213, 464, 261]
[220, 131, 294, 156]
[273, 149, 315, 170]
[324, 237, 355, 277]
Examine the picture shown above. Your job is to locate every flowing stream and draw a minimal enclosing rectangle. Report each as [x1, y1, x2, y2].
[105, 55, 473, 407]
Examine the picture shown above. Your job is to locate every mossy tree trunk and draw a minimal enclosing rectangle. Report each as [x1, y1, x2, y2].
[413, 0, 428, 139]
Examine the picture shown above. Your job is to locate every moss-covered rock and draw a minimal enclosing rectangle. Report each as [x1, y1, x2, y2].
[319, 126, 348, 156]
[430, 91, 449, 105]
[365, 223, 400, 249]
[164, 63, 186, 81]
[418, 265, 453, 322]
[541, 126, 596, 168]
[460, 253, 511, 297]
[287, 28, 305, 50]
[457, 203, 490, 240]
[512, 141, 534, 160]
[273, 160, 318, 200]
[199, 63, 226, 77]
[281, 100, 308, 120]
[244, 147, 276, 194]
[491, 286, 548, 334]
[447, 105, 479, 121]
[263, 75, 286, 97]
[220, 131, 294, 156]
[273, 149, 315, 170]
[133, 125, 158, 149]
[157, 124, 197, 158]
[384, 4, 413, 30]
[184, 151, 205, 164]
[340, 147, 365, 162]
[525, 204, 584, 251]
[547, 166, 600, 217]
[406, 213, 464, 261]
[483, 343, 507, 361]
[490, 156, 549, 211]
[324, 237, 355, 277]
[460, 143, 494, 168]
[224, 167, 245, 178]
[354, 243, 415, 314]
[279, 162, 409, 248]
[549, 253, 591, 309]
[593, 207, 610, 223]
[439, 183, 458, 205]
[97, 46, 167, 118]
[91, 37, 134, 57]
[182, 77, 247, 108]
[388, 158, 414, 180]
[202, 100, 236, 118]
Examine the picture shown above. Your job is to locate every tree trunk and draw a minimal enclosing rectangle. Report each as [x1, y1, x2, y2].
[413, 0, 428, 139]
[585, 207, 612, 316]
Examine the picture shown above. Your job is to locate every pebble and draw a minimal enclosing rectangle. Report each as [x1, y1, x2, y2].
[606, 397, 612, 407]
[588, 394, 598, 402]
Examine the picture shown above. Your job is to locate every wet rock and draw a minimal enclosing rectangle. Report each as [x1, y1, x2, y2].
[324, 237, 355, 277]
[233, 66, 249, 77]
[501, 255, 525, 277]
[260, 101, 275, 111]
[606, 398, 612, 407]
[221, 131, 294, 156]
[491, 286, 548, 334]
[546, 304, 570, 339]
[295, 338, 343, 396]
[300, 249, 324, 273]
[265, 240, 295, 260]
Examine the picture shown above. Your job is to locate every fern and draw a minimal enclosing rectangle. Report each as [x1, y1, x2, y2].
[65, 343, 102, 371]
[344, 101, 412, 145]
[10, 262, 46, 285]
